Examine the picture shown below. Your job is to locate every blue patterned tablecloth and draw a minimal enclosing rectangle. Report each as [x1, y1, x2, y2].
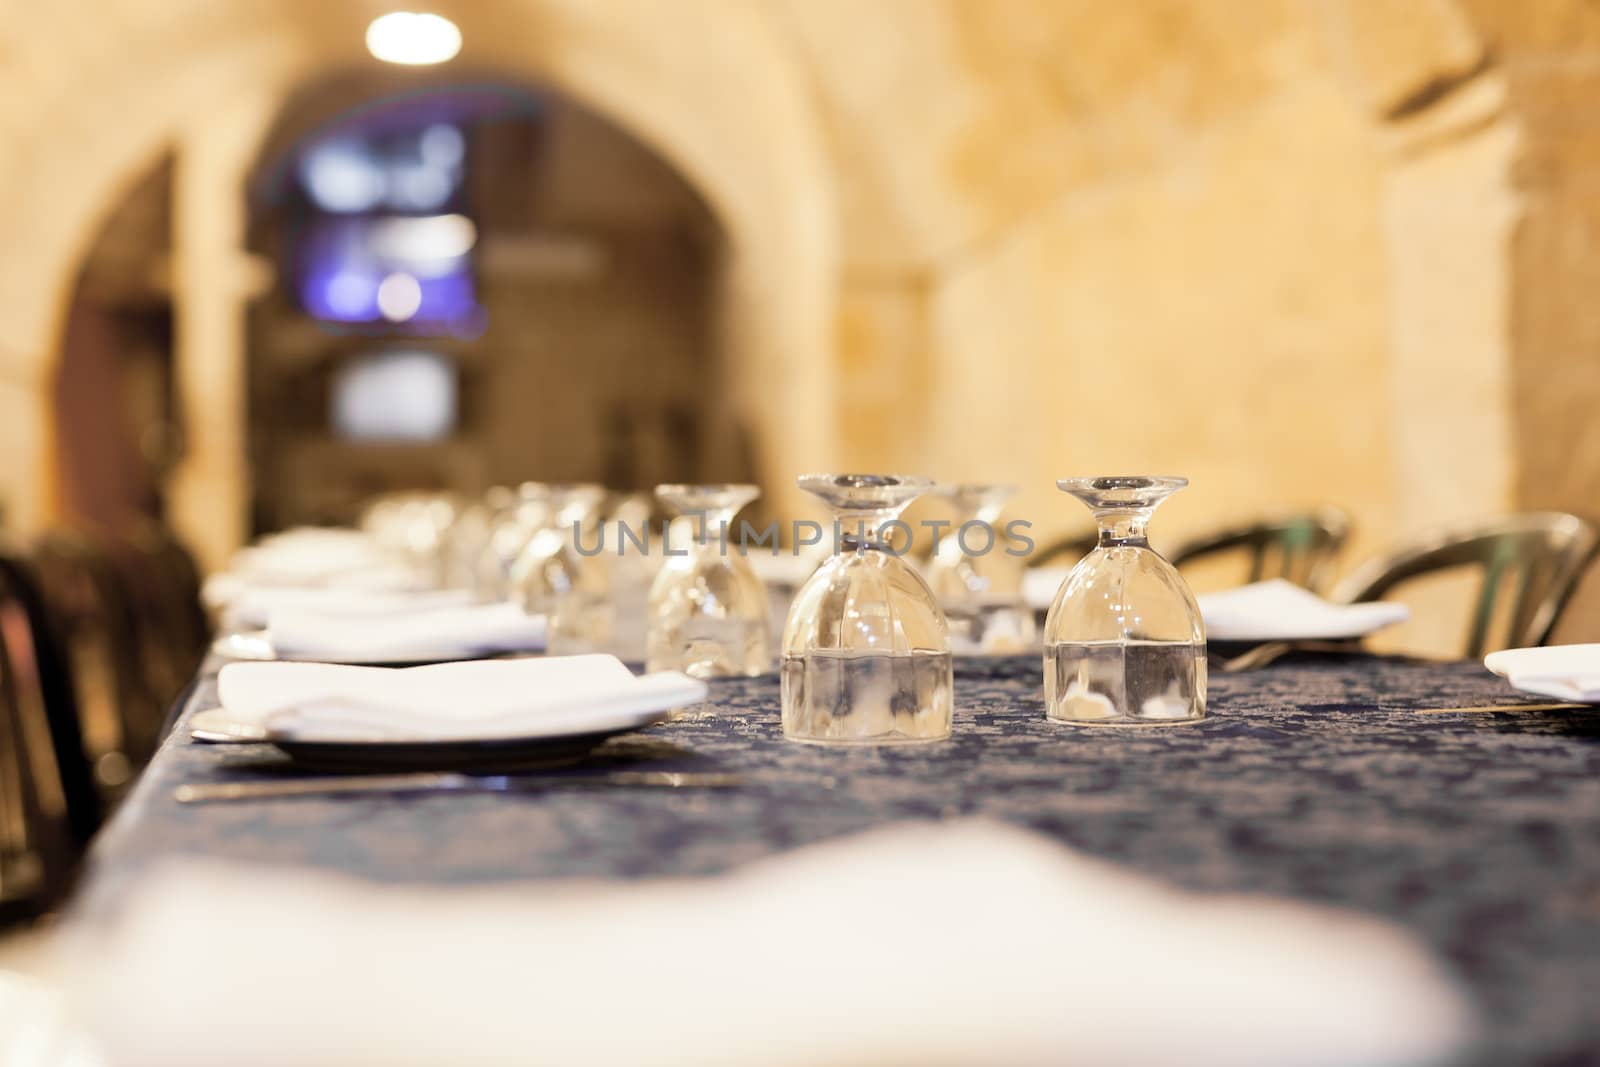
[80, 654, 1600, 1065]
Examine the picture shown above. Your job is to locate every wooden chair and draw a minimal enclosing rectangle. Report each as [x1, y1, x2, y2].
[0, 552, 100, 847]
[1169, 508, 1350, 592]
[1330, 513, 1599, 658]
[0, 633, 53, 921]
[104, 523, 209, 715]
[0, 555, 97, 921]
[30, 532, 163, 801]
[1032, 509, 1350, 590]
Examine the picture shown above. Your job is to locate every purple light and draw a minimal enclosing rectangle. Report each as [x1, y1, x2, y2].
[325, 270, 378, 319]
[296, 216, 479, 327]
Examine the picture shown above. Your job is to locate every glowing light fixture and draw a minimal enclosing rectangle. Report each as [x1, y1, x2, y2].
[333, 350, 458, 441]
[419, 124, 466, 166]
[366, 12, 462, 65]
[371, 214, 477, 265]
[300, 138, 386, 212]
[376, 272, 424, 321]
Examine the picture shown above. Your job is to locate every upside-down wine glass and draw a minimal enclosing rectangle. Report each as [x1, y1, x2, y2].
[476, 482, 550, 600]
[509, 483, 612, 651]
[444, 485, 514, 592]
[782, 474, 952, 744]
[927, 483, 1037, 653]
[1043, 476, 1205, 725]
[646, 484, 772, 678]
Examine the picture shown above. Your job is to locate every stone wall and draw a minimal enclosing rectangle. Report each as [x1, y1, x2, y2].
[774, 0, 1524, 572]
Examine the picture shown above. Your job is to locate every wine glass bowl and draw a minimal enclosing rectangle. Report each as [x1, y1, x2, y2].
[477, 482, 550, 600]
[646, 483, 772, 678]
[509, 483, 611, 651]
[927, 483, 1036, 653]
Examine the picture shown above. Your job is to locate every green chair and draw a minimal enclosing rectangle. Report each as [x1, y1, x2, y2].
[1033, 509, 1350, 591]
[1029, 532, 1098, 570]
[1330, 513, 1599, 658]
[1169, 508, 1351, 592]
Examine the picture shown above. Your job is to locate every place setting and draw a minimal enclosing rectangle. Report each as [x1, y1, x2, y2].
[209, 600, 551, 665]
[181, 654, 724, 801]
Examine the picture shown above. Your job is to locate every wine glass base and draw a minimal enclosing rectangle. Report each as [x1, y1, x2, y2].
[1044, 715, 1206, 728]
[780, 731, 952, 746]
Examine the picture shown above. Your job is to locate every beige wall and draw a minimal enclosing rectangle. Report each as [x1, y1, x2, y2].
[3, 0, 1600, 630]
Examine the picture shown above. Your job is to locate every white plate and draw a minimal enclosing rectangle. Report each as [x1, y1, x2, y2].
[210, 630, 527, 666]
[190, 706, 271, 743]
[1197, 580, 1410, 643]
[1484, 644, 1600, 702]
[218, 702, 679, 771]
[215, 656, 705, 743]
[1025, 576, 1410, 643]
[211, 630, 278, 661]
[206, 656, 702, 770]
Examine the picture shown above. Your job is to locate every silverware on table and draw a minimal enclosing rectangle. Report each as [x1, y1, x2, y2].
[174, 770, 745, 804]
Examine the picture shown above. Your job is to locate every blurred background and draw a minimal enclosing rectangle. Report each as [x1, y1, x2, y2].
[4, 0, 1600, 651]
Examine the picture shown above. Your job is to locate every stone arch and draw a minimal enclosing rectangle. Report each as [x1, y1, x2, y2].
[0, 0, 835, 551]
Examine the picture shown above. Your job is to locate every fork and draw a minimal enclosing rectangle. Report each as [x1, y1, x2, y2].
[175, 769, 745, 803]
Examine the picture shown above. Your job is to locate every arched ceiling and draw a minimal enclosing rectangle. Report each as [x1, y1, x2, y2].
[0, 0, 835, 387]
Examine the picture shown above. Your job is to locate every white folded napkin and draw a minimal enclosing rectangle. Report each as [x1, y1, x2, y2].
[249, 526, 374, 557]
[1484, 644, 1600, 702]
[266, 602, 547, 662]
[1023, 565, 1070, 611]
[226, 587, 477, 630]
[203, 565, 434, 611]
[1025, 575, 1411, 643]
[232, 528, 393, 580]
[1198, 580, 1410, 642]
[202, 528, 432, 611]
[743, 550, 823, 589]
[64, 820, 1473, 1067]
[217, 654, 705, 740]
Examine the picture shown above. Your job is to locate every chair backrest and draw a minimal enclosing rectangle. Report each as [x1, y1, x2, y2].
[141, 524, 209, 655]
[1030, 509, 1351, 589]
[1029, 532, 1098, 570]
[0, 616, 51, 920]
[105, 523, 209, 712]
[0, 551, 99, 847]
[1330, 513, 1599, 658]
[0, 558, 90, 921]
[30, 532, 163, 795]
[1169, 508, 1351, 592]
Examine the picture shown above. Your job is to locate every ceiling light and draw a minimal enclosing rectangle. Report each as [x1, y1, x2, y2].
[366, 12, 462, 66]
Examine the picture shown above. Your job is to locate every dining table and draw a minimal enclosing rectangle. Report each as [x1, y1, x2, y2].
[74, 651, 1600, 1066]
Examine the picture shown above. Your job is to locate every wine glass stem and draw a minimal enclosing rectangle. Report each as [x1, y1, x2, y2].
[1097, 511, 1151, 547]
[684, 506, 739, 546]
[834, 509, 902, 551]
